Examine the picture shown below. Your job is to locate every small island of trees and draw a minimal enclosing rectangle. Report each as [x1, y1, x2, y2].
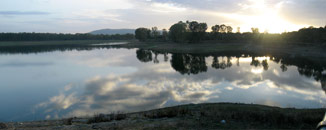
[135, 20, 326, 45]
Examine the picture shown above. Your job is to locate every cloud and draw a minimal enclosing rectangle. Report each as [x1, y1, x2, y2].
[0, 0, 325, 33]
[0, 11, 50, 16]
[35, 73, 220, 118]
[0, 61, 54, 67]
[33, 50, 326, 120]
[150, 2, 187, 13]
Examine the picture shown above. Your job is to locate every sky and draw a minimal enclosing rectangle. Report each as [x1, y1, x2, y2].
[0, 0, 325, 33]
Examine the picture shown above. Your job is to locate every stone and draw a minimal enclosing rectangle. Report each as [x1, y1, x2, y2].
[0, 123, 7, 129]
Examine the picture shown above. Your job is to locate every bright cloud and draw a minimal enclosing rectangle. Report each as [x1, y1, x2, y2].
[0, 0, 324, 33]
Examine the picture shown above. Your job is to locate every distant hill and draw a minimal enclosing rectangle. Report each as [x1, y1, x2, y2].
[89, 29, 135, 35]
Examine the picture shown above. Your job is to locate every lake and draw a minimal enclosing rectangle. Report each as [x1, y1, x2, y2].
[0, 44, 325, 122]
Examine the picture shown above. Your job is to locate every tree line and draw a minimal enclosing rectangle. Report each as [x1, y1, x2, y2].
[135, 49, 326, 84]
[135, 20, 326, 44]
[0, 33, 135, 41]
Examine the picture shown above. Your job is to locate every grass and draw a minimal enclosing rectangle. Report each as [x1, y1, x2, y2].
[87, 112, 127, 124]
[4, 103, 325, 129]
[138, 103, 325, 129]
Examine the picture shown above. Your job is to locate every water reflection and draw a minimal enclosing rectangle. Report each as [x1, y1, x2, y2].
[322, 74, 326, 94]
[212, 56, 232, 70]
[135, 49, 326, 86]
[0, 46, 326, 121]
[171, 54, 207, 75]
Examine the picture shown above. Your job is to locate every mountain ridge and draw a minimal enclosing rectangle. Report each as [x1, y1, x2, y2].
[89, 29, 135, 35]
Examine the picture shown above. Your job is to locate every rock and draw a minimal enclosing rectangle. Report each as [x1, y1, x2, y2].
[0, 123, 7, 129]
[92, 124, 101, 129]
[71, 118, 89, 125]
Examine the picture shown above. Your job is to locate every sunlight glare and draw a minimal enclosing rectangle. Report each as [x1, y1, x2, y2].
[215, 0, 307, 33]
[251, 68, 264, 74]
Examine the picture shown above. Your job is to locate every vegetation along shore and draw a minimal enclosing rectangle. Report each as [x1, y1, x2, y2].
[1, 103, 325, 130]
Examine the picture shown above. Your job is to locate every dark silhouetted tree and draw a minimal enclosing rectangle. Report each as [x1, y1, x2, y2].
[169, 21, 187, 42]
[219, 24, 227, 33]
[211, 25, 220, 33]
[135, 28, 151, 41]
[237, 27, 241, 33]
[162, 29, 169, 41]
[227, 26, 233, 33]
[251, 28, 260, 34]
[151, 27, 160, 39]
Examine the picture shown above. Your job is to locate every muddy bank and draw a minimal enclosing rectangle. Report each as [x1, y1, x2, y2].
[114, 42, 326, 59]
[1, 103, 325, 130]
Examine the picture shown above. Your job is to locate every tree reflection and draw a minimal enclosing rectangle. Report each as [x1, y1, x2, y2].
[250, 57, 261, 67]
[262, 60, 269, 71]
[320, 74, 326, 93]
[321, 74, 326, 94]
[170, 54, 207, 75]
[212, 56, 232, 70]
[280, 64, 288, 72]
[153, 52, 159, 64]
[164, 53, 169, 62]
[136, 49, 153, 63]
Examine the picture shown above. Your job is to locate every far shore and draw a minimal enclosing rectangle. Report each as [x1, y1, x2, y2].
[1, 103, 325, 130]
[0, 40, 325, 60]
[115, 41, 326, 60]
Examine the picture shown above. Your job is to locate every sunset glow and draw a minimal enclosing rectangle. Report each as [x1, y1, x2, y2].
[0, 0, 323, 33]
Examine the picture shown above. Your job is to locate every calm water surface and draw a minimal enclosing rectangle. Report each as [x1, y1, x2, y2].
[0, 46, 325, 122]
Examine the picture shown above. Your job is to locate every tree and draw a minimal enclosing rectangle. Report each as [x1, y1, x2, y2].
[251, 28, 259, 34]
[199, 23, 208, 32]
[151, 27, 160, 39]
[186, 21, 207, 42]
[189, 21, 200, 32]
[162, 29, 168, 41]
[219, 24, 227, 33]
[211, 25, 220, 33]
[169, 21, 187, 42]
[227, 26, 233, 33]
[135, 28, 151, 41]
[237, 27, 241, 33]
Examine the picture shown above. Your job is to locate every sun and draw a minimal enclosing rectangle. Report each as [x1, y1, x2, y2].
[214, 0, 306, 33]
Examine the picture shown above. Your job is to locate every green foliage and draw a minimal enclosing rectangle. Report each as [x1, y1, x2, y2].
[169, 21, 188, 43]
[87, 113, 127, 124]
[251, 28, 260, 34]
[162, 29, 169, 41]
[151, 27, 160, 39]
[135, 28, 151, 41]
[211, 25, 220, 33]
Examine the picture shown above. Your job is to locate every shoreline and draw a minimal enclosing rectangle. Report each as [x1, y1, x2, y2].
[114, 42, 326, 59]
[1, 103, 325, 129]
[0, 40, 325, 59]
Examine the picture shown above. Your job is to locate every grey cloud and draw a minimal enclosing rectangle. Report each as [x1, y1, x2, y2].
[0, 11, 50, 16]
[0, 61, 54, 67]
[280, 0, 326, 25]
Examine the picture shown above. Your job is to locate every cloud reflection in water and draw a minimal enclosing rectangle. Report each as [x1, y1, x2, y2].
[35, 49, 326, 119]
